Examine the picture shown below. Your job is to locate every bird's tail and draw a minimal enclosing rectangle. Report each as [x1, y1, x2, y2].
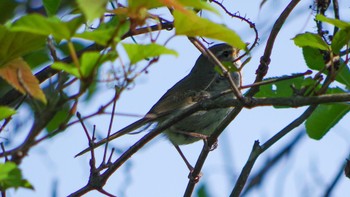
[75, 117, 153, 157]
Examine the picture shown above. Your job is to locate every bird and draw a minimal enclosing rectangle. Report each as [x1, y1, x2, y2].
[76, 43, 241, 157]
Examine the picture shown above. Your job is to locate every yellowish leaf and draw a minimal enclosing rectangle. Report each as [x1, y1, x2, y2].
[0, 58, 47, 104]
[174, 10, 246, 50]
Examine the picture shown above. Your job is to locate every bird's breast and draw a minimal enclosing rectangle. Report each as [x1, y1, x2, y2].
[164, 107, 233, 145]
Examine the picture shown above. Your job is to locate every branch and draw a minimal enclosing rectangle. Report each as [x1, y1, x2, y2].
[3, 90, 349, 159]
[230, 72, 335, 196]
[332, 0, 340, 35]
[9, 97, 68, 164]
[185, 0, 303, 193]
[212, 93, 350, 109]
[188, 1, 308, 195]
[251, 0, 301, 95]
[73, 78, 347, 195]
[242, 130, 304, 195]
[211, 0, 259, 60]
[184, 106, 243, 197]
[230, 105, 317, 196]
[68, 81, 349, 195]
[69, 95, 216, 196]
[183, 92, 349, 196]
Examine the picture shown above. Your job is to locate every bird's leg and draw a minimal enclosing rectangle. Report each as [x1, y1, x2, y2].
[173, 130, 209, 141]
[171, 142, 203, 183]
[172, 143, 193, 171]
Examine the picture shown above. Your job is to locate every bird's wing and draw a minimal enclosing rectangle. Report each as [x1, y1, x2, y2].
[147, 73, 215, 115]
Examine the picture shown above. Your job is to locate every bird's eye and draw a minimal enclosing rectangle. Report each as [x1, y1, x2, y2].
[218, 74, 226, 80]
[222, 50, 231, 58]
[215, 75, 225, 83]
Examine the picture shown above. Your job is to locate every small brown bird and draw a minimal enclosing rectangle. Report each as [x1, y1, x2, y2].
[76, 43, 241, 157]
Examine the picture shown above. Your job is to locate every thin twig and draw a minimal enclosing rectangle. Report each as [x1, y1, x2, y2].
[210, 0, 259, 59]
[240, 70, 312, 89]
[231, 69, 334, 196]
[230, 105, 317, 196]
[103, 86, 120, 163]
[332, 0, 340, 35]
[0, 143, 8, 161]
[242, 130, 305, 195]
[252, 0, 302, 91]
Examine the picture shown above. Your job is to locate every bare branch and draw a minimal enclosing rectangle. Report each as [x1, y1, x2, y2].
[231, 105, 317, 196]
[242, 130, 304, 195]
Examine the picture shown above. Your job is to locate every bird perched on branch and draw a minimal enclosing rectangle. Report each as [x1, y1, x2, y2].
[76, 43, 241, 157]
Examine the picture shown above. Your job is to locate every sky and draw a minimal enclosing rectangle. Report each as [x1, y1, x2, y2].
[7, 0, 350, 197]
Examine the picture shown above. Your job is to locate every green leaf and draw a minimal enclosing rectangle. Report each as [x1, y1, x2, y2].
[0, 162, 33, 190]
[196, 183, 210, 197]
[302, 48, 350, 88]
[0, 106, 16, 120]
[46, 105, 72, 133]
[80, 52, 101, 78]
[128, 0, 163, 9]
[316, 14, 350, 29]
[51, 62, 80, 78]
[81, 51, 117, 78]
[293, 32, 329, 50]
[129, 0, 219, 14]
[129, 0, 213, 11]
[23, 48, 51, 69]
[0, 26, 46, 67]
[76, 28, 115, 46]
[84, 76, 98, 101]
[52, 51, 117, 79]
[76, 16, 130, 45]
[335, 59, 350, 88]
[327, 87, 345, 94]
[302, 47, 326, 71]
[331, 28, 350, 54]
[123, 43, 178, 64]
[255, 76, 311, 98]
[43, 0, 61, 16]
[178, 0, 220, 14]
[10, 14, 83, 40]
[306, 103, 350, 140]
[255, 77, 318, 108]
[77, 0, 108, 22]
[0, 0, 19, 24]
[173, 10, 247, 50]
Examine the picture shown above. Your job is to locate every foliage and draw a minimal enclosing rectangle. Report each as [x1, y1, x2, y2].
[0, 162, 33, 190]
[0, 106, 15, 120]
